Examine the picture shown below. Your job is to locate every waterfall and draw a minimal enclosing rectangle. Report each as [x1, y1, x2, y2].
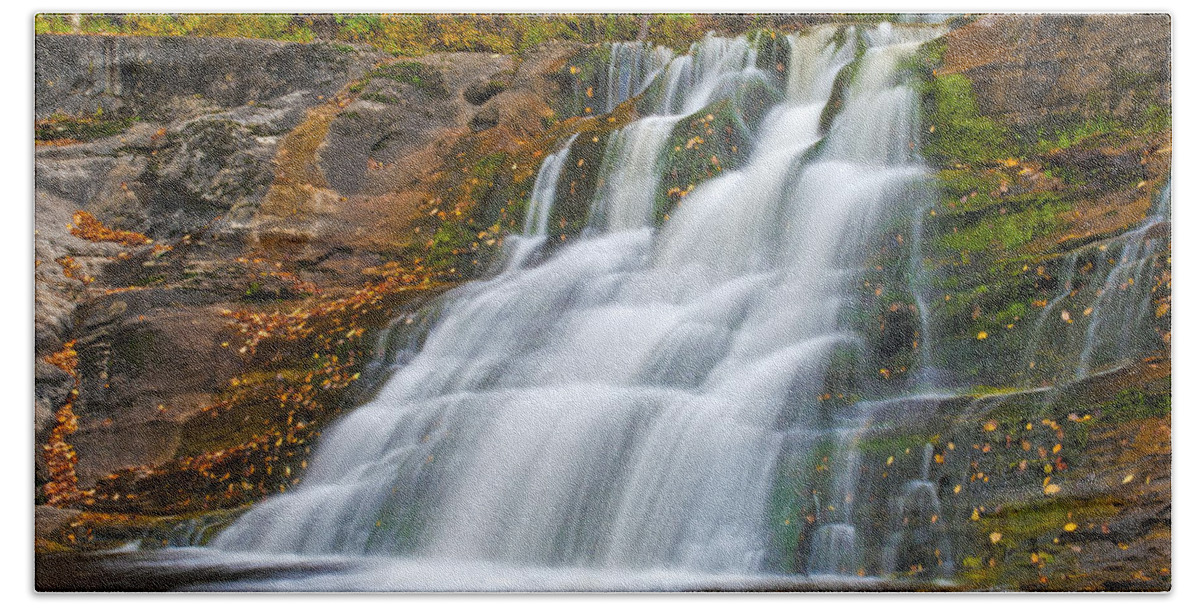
[880, 443, 949, 578]
[1015, 179, 1171, 383]
[502, 134, 580, 270]
[523, 134, 579, 238]
[589, 35, 759, 232]
[604, 42, 674, 113]
[1075, 180, 1171, 377]
[212, 24, 947, 581]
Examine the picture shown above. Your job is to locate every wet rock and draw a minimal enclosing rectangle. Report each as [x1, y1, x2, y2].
[36, 35, 382, 122]
[941, 14, 1170, 130]
[464, 80, 506, 105]
[468, 104, 501, 132]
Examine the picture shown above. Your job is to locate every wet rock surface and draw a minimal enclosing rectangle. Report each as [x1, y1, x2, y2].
[34, 35, 579, 508]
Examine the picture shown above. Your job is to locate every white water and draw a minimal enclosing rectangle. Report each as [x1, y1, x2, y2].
[604, 42, 674, 113]
[211, 25, 947, 587]
[502, 133, 580, 270]
[1074, 179, 1172, 377]
[1016, 178, 1171, 383]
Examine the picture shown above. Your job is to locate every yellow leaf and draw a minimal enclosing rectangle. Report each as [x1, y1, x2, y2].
[1122, 474, 1135, 484]
[1064, 522, 1078, 532]
[982, 420, 998, 432]
[990, 532, 1002, 544]
[971, 508, 980, 521]
[977, 331, 988, 340]
[1044, 483, 1061, 495]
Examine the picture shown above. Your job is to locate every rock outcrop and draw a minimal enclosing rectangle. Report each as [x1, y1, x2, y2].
[940, 14, 1170, 130]
[34, 34, 581, 505]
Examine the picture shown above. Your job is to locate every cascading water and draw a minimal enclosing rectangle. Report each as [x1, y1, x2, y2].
[207, 24, 953, 588]
[604, 42, 674, 113]
[589, 35, 760, 232]
[502, 133, 580, 270]
[880, 443, 950, 578]
[1074, 179, 1172, 378]
[1017, 179, 1172, 384]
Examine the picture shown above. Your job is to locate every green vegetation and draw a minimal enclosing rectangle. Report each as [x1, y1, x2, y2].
[35, 110, 137, 143]
[921, 73, 1011, 166]
[368, 61, 449, 97]
[1031, 116, 1122, 155]
[36, 13, 315, 42]
[33, 13, 833, 58]
[656, 100, 751, 223]
[938, 198, 1069, 252]
[360, 92, 399, 105]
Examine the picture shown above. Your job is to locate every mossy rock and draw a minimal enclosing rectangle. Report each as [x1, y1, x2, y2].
[655, 99, 752, 224]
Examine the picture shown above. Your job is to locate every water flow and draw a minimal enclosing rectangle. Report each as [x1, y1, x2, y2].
[880, 443, 949, 578]
[807, 427, 863, 575]
[604, 42, 675, 113]
[589, 35, 760, 231]
[502, 134, 581, 269]
[213, 25, 942, 583]
[907, 201, 939, 387]
[1075, 180, 1171, 377]
[523, 134, 580, 237]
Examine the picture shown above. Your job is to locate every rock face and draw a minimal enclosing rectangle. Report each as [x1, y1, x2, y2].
[940, 14, 1170, 130]
[897, 13, 1172, 590]
[35, 35, 372, 120]
[34, 34, 581, 503]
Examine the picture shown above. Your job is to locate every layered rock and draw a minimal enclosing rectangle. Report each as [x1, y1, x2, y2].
[34, 34, 582, 511]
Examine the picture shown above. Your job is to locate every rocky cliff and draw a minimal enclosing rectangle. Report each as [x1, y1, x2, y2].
[35, 32, 584, 512]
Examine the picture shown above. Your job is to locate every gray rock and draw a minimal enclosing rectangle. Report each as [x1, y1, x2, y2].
[36, 35, 382, 122]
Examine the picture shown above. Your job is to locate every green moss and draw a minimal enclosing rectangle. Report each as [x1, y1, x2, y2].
[922, 74, 1012, 166]
[558, 45, 613, 120]
[1088, 388, 1170, 423]
[37, 13, 317, 42]
[818, 49, 861, 134]
[35, 14, 73, 34]
[369, 61, 448, 98]
[35, 111, 137, 142]
[765, 435, 838, 573]
[425, 221, 477, 273]
[547, 131, 611, 239]
[361, 91, 399, 104]
[656, 99, 752, 223]
[937, 198, 1068, 252]
[754, 29, 791, 89]
[1140, 103, 1171, 133]
[935, 169, 1004, 215]
[644, 14, 704, 52]
[1032, 115, 1123, 155]
[856, 432, 938, 457]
